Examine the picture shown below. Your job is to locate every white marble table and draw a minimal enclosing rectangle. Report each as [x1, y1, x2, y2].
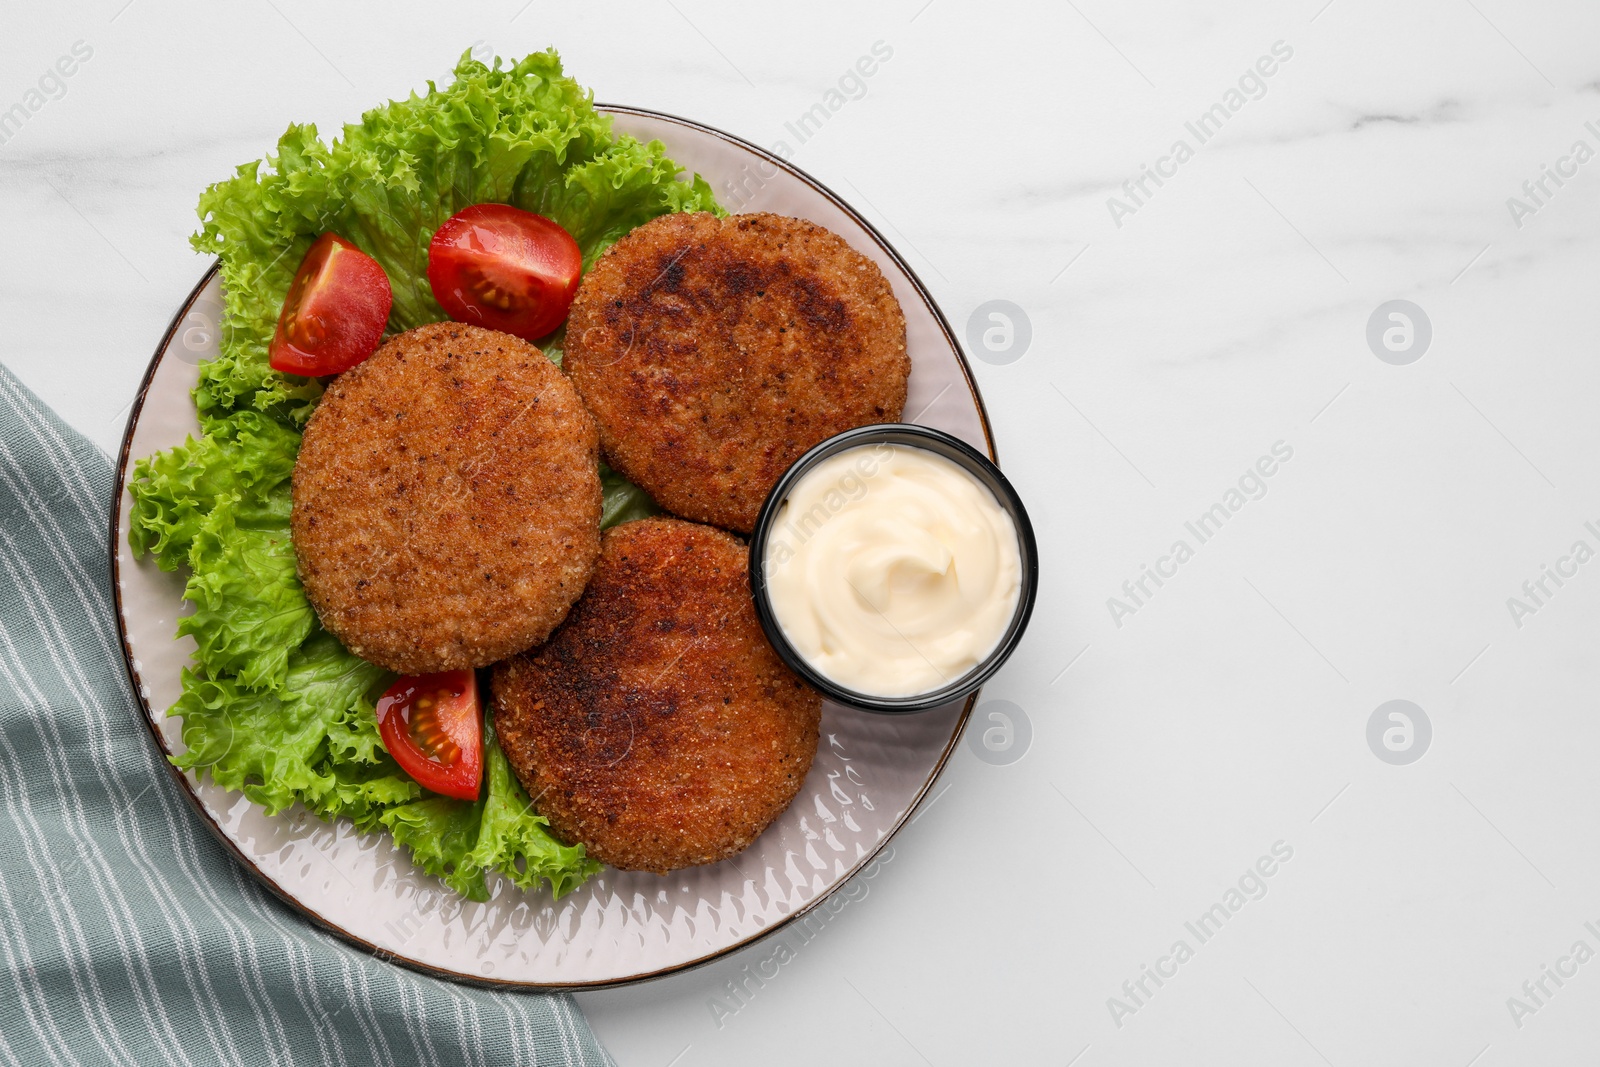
[6, 0, 1600, 1062]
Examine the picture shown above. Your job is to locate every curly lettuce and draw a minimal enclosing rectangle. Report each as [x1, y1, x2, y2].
[168, 631, 416, 831]
[380, 713, 599, 901]
[127, 410, 299, 570]
[190, 47, 719, 428]
[129, 48, 718, 902]
[128, 410, 312, 689]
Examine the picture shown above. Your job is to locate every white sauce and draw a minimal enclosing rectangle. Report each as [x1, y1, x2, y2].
[763, 442, 1022, 698]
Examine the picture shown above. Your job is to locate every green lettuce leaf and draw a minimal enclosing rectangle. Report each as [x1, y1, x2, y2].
[127, 410, 299, 570]
[380, 712, 598, 902]
[130, 408, 313, 689]
[600, 461, 659, 528]
[178, 491, 313, 690]
[170, 630, 419, 830]
[191, 48, 719, 428]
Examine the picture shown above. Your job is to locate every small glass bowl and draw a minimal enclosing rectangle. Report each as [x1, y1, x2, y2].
[747, 424, 1038, 714]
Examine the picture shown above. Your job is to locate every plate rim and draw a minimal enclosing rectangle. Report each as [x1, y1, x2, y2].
[109, 104, 995, 991]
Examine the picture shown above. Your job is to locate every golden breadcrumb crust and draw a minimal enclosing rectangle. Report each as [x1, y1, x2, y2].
[291, 322, 601, 673]
[492, 517, 821, 873]
[564, 212, 909, 533]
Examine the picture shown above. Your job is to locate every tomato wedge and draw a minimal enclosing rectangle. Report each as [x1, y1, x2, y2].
[268, 233, 393, 377]
[376, 670, 483, 801]
[426, 204, 582, 341]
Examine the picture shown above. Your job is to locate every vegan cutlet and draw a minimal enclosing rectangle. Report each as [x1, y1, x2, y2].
[291, 322, 601, 674]
[492, 517, 821, 874]
[563, 211, 910, 533]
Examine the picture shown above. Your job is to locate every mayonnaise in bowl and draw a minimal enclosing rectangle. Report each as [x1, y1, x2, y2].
[758, 433, 1027, 703]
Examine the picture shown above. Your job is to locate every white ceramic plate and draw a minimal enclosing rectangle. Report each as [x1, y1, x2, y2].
[111, 107, 996, 988]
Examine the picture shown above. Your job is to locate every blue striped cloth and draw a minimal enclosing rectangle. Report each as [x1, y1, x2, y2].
[0, 365, 613, 1067]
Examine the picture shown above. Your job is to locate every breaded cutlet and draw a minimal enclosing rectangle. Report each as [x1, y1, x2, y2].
[492, 517, 821, 873]
[563, 211, 909, 533]
[291, 322, 601, 674]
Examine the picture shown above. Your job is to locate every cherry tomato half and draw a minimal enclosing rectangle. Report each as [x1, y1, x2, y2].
[426, 204, 582, 341]
[268, 233, 393, 377]
[376, 670, 483, 802]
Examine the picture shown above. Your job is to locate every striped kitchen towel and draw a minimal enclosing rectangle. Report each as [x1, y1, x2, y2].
[0, 364, 613, 1067]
